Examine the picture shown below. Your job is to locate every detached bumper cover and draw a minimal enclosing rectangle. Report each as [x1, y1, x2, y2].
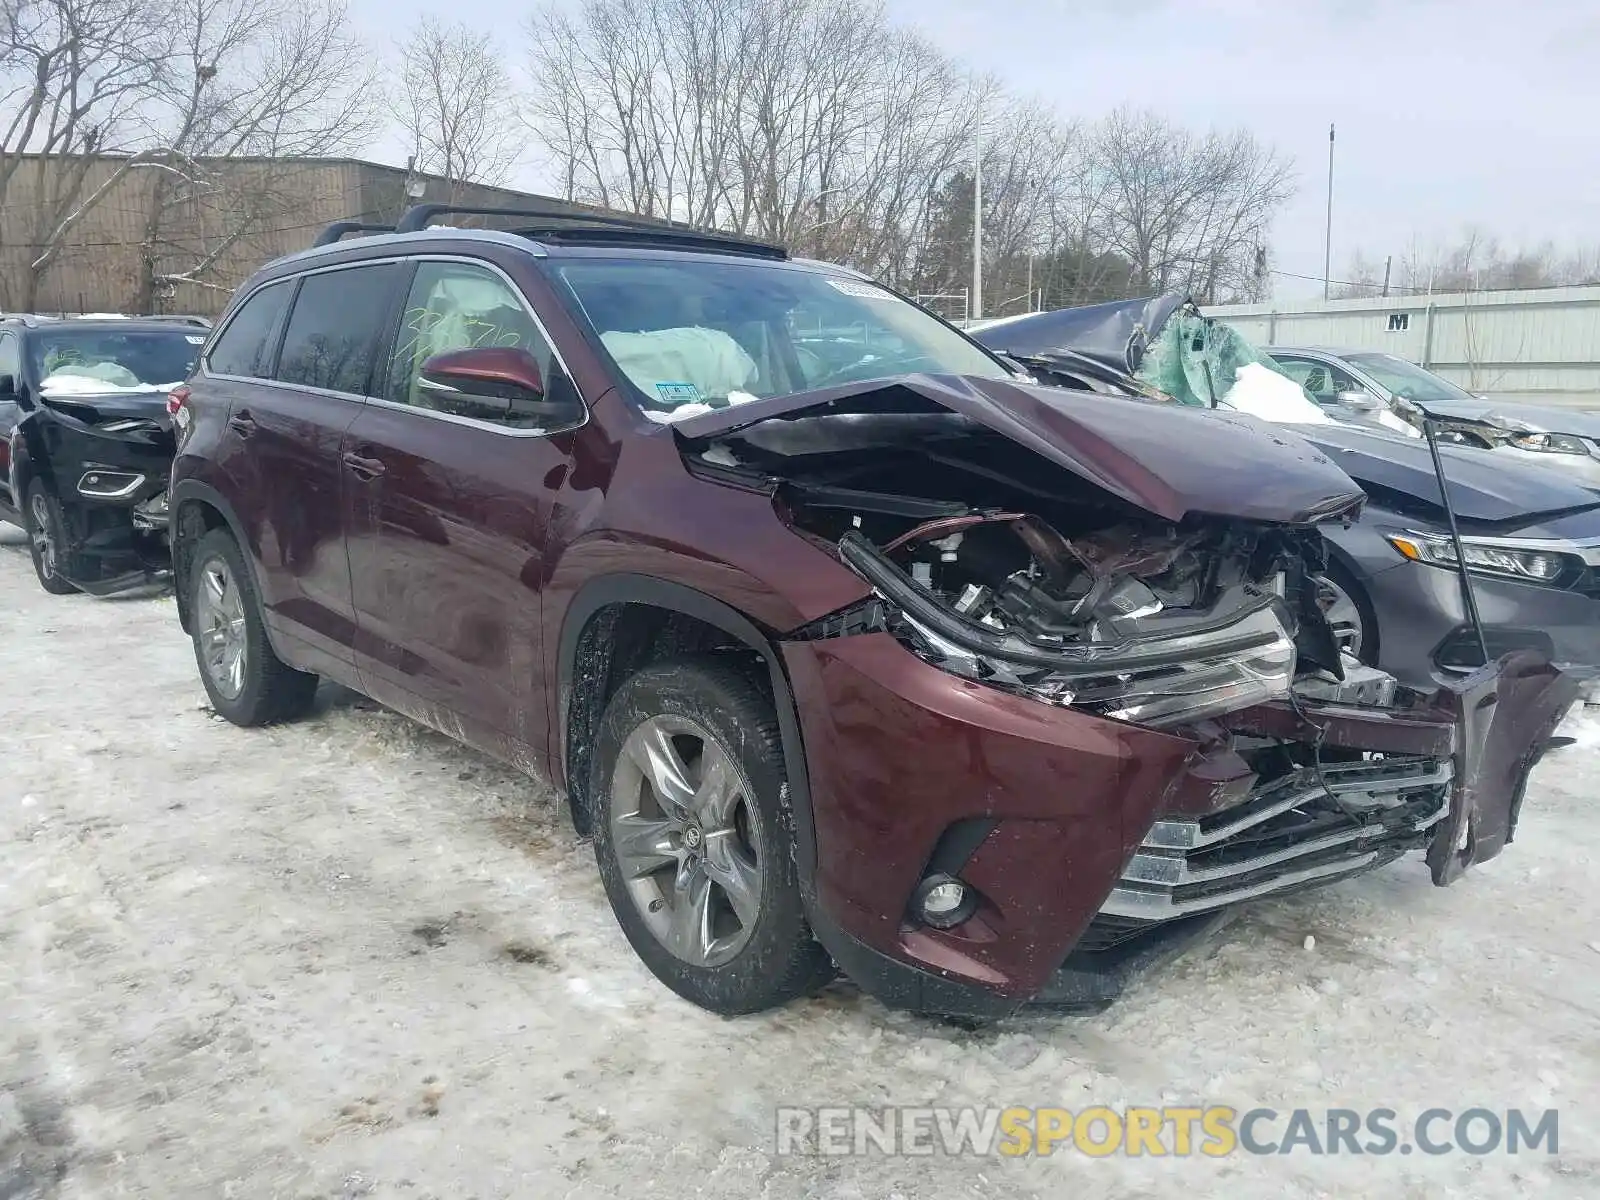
[787, 636, 1576, 1018]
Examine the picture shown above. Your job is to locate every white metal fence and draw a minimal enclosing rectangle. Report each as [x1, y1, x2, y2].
[1208, 286, 1600, 401]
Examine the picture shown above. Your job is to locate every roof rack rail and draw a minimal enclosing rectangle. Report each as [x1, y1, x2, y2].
[142, 314, 212, 327]
[391, 202, 788, 259]
[312, 220, 397, 248]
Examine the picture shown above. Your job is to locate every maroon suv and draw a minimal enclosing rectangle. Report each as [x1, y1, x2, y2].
[168, 204, 1575, 1020]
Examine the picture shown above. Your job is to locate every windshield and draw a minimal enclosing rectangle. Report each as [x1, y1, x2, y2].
[30, 329, 202, 395]
[548, 257, 1012, 420]
[1344, 352, 1474, 404]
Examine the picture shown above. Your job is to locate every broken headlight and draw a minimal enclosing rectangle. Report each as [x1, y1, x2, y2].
[1508, 431, 1591, 456]
[839, 530, 1296, 729]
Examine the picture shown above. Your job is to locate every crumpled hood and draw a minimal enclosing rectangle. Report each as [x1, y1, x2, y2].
[1297, 421, 1600, 525]
[673, 373, 1366, 525]
[38, 389, 172, 430]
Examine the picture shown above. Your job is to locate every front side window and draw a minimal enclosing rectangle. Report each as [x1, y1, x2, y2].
[1274, 357, 1361, 401]
[548, 257, 1010, 420]
[208, 281, 291, 379]
[30, 329, 202, 395]
[276, 264, 400, 395]
[385, 260, 567, 428]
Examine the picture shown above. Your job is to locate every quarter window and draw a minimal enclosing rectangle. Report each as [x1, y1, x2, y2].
[276, 264, 400, 394]
[207, 281, 291, 379]
[0, 333, 18, 381]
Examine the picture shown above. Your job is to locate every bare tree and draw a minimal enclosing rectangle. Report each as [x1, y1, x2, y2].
[393, 17, 520, 201]
[1378, 228, 1600, 296]
[523, 3, 1296, 305]
[0, 0, 166, 308]
[125, 0, 379, 310]
[1089, 107, 1293, 303]
[525, 0, 991, 280]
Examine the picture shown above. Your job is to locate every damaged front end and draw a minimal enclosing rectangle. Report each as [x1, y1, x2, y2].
[676, 375, 1578, 1016]
[28, 394, 175, 593]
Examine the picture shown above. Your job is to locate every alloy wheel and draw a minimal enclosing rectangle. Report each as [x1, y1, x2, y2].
[195, 556, 248, 700]
[29, 492, 58, 579]
[608, 714, 764, 968]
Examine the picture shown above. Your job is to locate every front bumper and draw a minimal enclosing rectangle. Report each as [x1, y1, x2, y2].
[1364, 557, 1600, 687]
[785, 635, 1576, 1019]
[42, 422, 174, 591]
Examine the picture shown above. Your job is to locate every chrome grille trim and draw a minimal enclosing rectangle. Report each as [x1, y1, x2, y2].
[1101, 758, 1454, 920]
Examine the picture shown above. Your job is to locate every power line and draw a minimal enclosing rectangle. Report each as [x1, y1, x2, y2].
[1271, 267, 1600, 297]
[1271, 267, 1429, 295]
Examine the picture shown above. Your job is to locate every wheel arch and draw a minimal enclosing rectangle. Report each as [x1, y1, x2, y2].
[170, 479, 258, 638]
[557, 574, 817, 888]
[10, 412, 56, 501]
[1318, 541, 1381, 666]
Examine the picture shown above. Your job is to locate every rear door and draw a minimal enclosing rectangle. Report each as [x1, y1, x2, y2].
[225, 261, 402, 670]
[343, 256, 581, 760]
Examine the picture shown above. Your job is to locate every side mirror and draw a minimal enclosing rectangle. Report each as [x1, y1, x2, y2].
[1336, 390, 1379, 410]
[417, 347, 581, 429]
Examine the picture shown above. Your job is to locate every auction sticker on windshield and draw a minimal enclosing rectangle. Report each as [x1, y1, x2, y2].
[655, 381, 702, 404]
[826, 278, 891, 299]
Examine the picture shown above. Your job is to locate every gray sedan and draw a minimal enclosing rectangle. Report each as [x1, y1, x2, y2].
[1267, 345, 1600, 488]
[1304, 422, 1600, 688]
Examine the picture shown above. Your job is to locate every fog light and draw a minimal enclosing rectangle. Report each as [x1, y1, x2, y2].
[912, 873, 976, 929]
[77, 469, 145, 499]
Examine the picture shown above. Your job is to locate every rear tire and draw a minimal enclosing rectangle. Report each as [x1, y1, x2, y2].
[590, 656, 833, 1014]
[188, 527, 319, 726]
[25, 479, 78, 595]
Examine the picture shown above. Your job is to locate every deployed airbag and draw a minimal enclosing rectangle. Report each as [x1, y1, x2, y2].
[600, 326, 760, 418]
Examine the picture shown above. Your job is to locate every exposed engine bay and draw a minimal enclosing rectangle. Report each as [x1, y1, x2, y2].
[685, 399, 1381, 730]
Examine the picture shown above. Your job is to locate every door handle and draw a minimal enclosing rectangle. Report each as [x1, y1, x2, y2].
[341, 451, 385, 481]
[227, 410, 257, 436]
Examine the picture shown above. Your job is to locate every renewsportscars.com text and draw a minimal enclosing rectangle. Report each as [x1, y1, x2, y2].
[774, 1105, 1559, 1158]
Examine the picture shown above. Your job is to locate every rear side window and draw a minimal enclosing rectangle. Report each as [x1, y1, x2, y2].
[276, 264, 400, 395]
[0, 332, 18, 381]
[208, 281, 291, 378]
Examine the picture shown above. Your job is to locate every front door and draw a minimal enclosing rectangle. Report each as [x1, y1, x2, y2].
[230, 262, 402, 669]
[0, 330, 21, 512]
[344, 258, 581, 763]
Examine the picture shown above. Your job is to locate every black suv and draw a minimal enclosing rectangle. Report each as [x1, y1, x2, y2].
[0, 315, 207, 593]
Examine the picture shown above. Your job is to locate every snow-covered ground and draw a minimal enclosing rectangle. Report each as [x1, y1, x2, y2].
[1, 524, 1596, 1199]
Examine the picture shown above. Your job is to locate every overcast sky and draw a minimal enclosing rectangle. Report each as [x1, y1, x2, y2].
[360, 0, 1600, 301]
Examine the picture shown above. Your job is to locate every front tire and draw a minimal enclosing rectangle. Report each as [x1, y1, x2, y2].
[187, 527, 319, 726]
[590, 656, 833, 1014]
[25, 479, 78, 595]
[1316, 559, 1378, 666]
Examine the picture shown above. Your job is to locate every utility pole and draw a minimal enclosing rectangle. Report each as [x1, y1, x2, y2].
[972, 136, 983, 321]
[1323, 123, 1335, 301]
[1381, 254, 1392, 298]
